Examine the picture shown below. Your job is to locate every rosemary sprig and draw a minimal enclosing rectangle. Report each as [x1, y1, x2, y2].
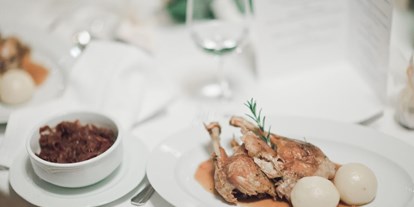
[244, 98, 272, 147]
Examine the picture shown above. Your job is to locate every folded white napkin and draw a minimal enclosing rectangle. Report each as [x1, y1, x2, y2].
[0, 41, 175, 168]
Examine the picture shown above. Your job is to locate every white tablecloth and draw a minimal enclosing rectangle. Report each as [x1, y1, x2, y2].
[0, 0, 413, 207]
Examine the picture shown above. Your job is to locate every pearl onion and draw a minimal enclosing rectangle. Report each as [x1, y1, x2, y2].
[291, 176, 340, 207]
[334, 163, 377, 205]
[0, 69, 35, 105]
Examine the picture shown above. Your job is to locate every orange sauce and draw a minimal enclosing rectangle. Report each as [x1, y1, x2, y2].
[22, 53, 48, 85]
[194, 159, 215, 194]
[195, 159, 355, 207]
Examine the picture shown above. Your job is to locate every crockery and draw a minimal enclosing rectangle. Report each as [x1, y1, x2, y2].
[26, 111, 123, 188]
[10, 136, 148, 207]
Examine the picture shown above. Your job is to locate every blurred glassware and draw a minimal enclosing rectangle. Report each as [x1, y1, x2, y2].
[48, 0, 126, 56]
[168, 0, 253, 23]
[396, 0, 414, 45]
[69, 30, 92, 58]
[395, 53, 414, 129]
[186, 0, 251, 100]
[168, 0, 213, 23]
[410, 0, 414, 45]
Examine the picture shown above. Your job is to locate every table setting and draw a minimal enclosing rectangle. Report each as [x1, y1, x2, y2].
[1, 0, 414, 207]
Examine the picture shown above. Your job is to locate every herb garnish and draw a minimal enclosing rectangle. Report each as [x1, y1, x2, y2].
[244, 98, 272, 148]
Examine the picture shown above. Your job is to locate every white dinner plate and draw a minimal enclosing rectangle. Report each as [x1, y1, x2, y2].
[9, 135, 148, 207]
[147, 115, 414, 207]
[0, 21, 70, 123]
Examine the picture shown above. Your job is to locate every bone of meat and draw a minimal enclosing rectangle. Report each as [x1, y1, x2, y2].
[229, 116, 337, 200]
[205, 122, 276, 204]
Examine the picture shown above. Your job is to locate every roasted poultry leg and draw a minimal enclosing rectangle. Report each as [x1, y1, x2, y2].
[205, 122, 276, 204]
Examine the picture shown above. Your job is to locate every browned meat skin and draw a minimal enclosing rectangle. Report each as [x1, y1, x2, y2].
[229, 116, 336, 200]
[270, 133, 336, 200]
[230, 116, 283, 179]
[205, 122, 276, 204]
[0, 36, 30, 73]
[242, 131, 283, 179]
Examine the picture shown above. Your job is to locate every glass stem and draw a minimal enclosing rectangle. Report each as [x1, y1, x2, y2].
[217, 55, 231, 100]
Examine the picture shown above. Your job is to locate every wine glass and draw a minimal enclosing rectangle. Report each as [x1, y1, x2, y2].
[186, 0, 251, 100]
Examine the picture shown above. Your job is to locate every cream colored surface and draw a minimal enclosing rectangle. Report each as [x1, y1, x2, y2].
[291, 176, 340, 207]
[334, 163, 378, 205]
[0, 69, 35, 105]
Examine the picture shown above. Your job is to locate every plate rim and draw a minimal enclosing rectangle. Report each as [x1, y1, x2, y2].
[147, 115, 414, 207]
[9, 134, 148, 207]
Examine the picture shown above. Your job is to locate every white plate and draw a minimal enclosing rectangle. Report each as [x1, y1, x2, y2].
[147, 115, 414, 207]
[9, 135, 148, 207]
[0, 21, 70, 123]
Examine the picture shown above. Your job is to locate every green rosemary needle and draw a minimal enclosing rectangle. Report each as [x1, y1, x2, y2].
[244, 98, 272, 148]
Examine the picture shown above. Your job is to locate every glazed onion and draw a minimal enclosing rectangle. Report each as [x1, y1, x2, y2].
[291, 176, 340, 207]
[334, 163, 377, 205]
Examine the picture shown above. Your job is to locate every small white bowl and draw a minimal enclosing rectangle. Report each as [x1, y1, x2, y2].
[26, 111, 123, 188]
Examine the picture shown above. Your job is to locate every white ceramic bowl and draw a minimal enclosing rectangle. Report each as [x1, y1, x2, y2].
[26, 111, 123, 188]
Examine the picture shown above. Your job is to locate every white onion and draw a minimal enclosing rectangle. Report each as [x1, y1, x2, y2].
[0, 69, 35, 105]
[291, 176, 340, 207]
[334, 163, 377, 205]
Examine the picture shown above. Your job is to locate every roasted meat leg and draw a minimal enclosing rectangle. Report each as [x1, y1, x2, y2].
[205, 122, 276, 204]
[229, 116, 337, 200]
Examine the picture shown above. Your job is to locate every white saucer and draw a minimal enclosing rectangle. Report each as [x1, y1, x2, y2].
[9, 135, 148, 207]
